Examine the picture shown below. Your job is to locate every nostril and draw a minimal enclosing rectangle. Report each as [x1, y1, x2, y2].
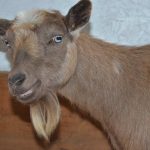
[9, 73, 26, 86]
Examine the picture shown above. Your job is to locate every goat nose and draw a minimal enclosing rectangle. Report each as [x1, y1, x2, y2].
[8, 73, 26, 86]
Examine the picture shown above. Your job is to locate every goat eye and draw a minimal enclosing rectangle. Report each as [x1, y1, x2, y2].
[4, 39, 11, 48]
[53, 35, 63, 43]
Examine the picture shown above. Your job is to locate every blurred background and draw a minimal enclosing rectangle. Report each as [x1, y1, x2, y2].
[0, 0, 150, 70]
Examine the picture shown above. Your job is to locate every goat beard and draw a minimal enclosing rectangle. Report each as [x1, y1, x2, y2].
[29, 91, 60, 141]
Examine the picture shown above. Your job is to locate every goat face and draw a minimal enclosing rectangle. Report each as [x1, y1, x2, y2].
[0, 0, 92, 104]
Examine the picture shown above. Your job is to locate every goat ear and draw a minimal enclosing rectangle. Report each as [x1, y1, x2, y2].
[0, 19, 12, 51]
[65, 0, 92, 32]
[0, 19, 12, 36]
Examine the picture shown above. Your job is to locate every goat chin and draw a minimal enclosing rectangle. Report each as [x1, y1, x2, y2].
[30, 92, 60, 141]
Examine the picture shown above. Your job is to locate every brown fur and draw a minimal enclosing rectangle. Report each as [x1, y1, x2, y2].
[0, 0, 150, 149]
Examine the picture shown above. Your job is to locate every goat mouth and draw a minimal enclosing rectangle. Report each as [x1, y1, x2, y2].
[19, 89, 34, 100]
[17, 80, 41, 103]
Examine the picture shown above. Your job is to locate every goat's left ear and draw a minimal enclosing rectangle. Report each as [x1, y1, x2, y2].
[65, 0, 92, 32]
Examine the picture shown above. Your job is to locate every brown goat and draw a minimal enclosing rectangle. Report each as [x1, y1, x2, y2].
[0, 0, 150, 149]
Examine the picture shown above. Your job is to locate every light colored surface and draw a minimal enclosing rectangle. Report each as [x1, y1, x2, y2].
[0, 0, 150, 70]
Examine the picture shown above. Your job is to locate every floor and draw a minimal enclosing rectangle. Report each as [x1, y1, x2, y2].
[0, 73, 111, 150]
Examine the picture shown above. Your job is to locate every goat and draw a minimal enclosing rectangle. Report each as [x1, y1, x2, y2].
[0, 0, 150, 149]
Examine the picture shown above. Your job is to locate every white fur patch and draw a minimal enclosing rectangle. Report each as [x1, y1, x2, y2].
[15, 9, 55, 26]
[15, 10, 45, 25]
[113, 60, 122, 75]
[71, 25, 87, 39]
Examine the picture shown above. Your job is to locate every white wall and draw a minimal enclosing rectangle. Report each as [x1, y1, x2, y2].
[1, 0, 150, 70]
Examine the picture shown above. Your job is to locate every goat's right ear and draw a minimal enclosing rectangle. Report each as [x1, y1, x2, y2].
[0, 19, 12, 36]
[0, 19, 12, 51]
[65, 0, 92, 33]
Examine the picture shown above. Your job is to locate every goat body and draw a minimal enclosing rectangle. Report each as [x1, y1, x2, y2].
[61, 33, 150, 150]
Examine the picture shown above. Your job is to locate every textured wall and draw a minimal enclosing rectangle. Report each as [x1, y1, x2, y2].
[0, 0, 150, 70]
